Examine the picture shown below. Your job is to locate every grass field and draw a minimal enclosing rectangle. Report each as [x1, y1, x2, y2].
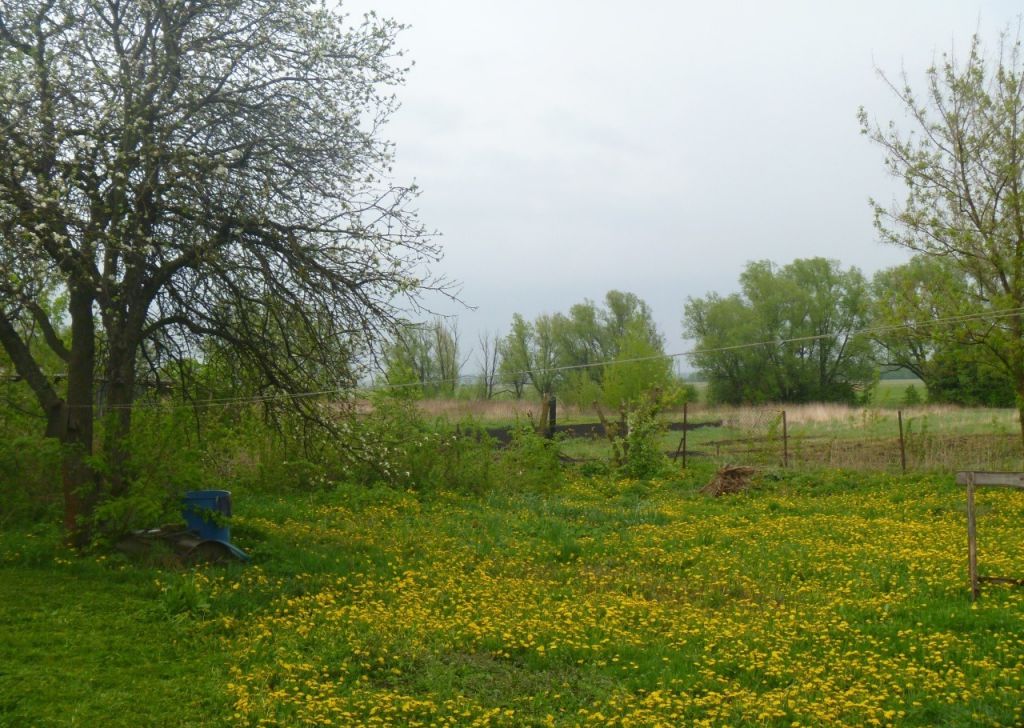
[495, 394, 1023, 473]
[3, 465, 1024, 727]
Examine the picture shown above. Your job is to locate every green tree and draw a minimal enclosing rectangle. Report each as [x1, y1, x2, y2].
[870, 257, 1016, 406]
[0, 0, 446, 542]
[384, 319, 463, 398]
[473, 331, 502, 400]
[860, 25, 1024, 446]
[869, 257, 964, 382]
[552, 300, 605, 388]
[502, 292, 669, 403]
[599, 318, 675, 409]
[601, 290, 661, 353]
[384, 327, 433, 399]
[683, 292, 771, 403]
[498, 314, 531, 400]
[499, 313, 560, 398]
[684, 258, 874, 404]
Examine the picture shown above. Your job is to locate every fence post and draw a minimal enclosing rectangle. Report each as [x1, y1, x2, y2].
[683, 401, 688, 469]
[782, 409, 789, 468]
[898, 409, 907, 473]
[966, 471, 979, 600]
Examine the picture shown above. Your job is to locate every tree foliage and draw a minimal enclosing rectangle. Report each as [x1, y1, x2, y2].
[870, 257, 1016, 406]
[861, 25, 1024, 441]
[684, 258, 874, 404]
[499, 291, 672, 403]
[384, 318, 463, 398]
[0, 0, 446, 540]
[498, 313, 559, 399]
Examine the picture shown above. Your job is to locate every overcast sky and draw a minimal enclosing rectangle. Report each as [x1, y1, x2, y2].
[342, 1, 1021, 367]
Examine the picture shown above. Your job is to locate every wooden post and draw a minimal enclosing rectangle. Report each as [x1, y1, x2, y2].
[898, 409, 907, 473]
[683, 402, 688, 469]
[966, 471, 979, 600]
[782, 409, 789, 468]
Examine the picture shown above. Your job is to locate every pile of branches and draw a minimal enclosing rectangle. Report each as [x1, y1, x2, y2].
[700, 465, 758, 497]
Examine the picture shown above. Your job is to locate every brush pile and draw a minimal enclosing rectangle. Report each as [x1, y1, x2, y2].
[700, 465, 758, 496]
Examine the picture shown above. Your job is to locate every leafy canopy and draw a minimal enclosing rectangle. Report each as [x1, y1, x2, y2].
[860, 25, 1024, 429]
[684, 258, 874, 405]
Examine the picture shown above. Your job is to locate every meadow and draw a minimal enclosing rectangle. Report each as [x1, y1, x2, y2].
[423, 387, 1024, 474]
[3, 459, 1024, 727]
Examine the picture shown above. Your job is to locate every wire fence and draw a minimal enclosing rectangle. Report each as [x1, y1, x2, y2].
[674, 404, 1023, 473]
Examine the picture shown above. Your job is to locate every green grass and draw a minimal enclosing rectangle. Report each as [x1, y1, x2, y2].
[870, 378, 926, 407]
[0, 532, 232, 726]
[3, 469, 1024, 726]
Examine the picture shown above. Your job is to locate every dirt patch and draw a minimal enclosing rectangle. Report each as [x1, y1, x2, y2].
[700, 465, 758, 496]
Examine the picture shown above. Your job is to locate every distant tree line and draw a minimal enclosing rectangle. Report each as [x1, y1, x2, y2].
[684, 258, 874, 405]
[387, 252, 1019, 410]
[683, 256, 1016, 407]
[382, 291, 685, 408]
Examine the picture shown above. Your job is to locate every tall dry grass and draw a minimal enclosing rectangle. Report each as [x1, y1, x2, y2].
[413, 398, 595, 422]
[689, 402, 1023, 472]
[409, 399, 1019, 430]
[404, 398, 1023, 471]
[688, 402, 1019, 431]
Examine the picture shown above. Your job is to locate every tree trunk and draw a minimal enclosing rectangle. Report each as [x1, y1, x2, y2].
[101, 336, 137, 500]
[63, 287, 96, 546]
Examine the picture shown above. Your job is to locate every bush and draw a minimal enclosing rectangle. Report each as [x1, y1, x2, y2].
[498, 427, 564, 493]
[619, 405, 668, 480]
[901, 384, 923, 407]
[86, 409, 221, 542]
[337, 397, 497, 493]
[0, 435, 62, 526]
[598, 388, 671, 480]
[256, 458, 329, 492]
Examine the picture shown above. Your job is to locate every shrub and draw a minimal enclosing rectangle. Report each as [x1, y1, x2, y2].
[498, 426, 564, 493]
[0, 435, 62, 526]
[336, 397, 497, 493]
[86, 409, 220, 542]
[597, 388, 671, 480]
[619, 404, 668, 480]
[901, 384, 923, 406]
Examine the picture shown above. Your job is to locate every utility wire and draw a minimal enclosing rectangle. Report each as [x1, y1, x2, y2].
[7, 304, 1024, 411]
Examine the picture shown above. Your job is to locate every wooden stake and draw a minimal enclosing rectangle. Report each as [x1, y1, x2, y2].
[898, 409, 907, 473]
[683, 402, 688, 468]
[966, 471, 979, 600]
[782, 409, 789, 468]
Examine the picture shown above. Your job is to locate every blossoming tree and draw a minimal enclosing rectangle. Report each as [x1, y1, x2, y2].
[0, 0, 447, 542]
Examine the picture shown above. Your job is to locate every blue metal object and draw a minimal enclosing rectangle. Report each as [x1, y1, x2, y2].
[198, 539, 252, 563]
[182, 490, 232, 542]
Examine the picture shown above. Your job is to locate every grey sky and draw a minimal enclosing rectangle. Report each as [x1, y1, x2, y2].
[343, 1, 1021, 367]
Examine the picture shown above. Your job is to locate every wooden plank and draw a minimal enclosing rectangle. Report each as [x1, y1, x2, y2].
[955, 471, 1024, 489]
[978, 576, 1024, 586]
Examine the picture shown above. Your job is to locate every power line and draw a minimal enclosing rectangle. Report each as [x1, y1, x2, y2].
[9, 304, 1024, 410]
